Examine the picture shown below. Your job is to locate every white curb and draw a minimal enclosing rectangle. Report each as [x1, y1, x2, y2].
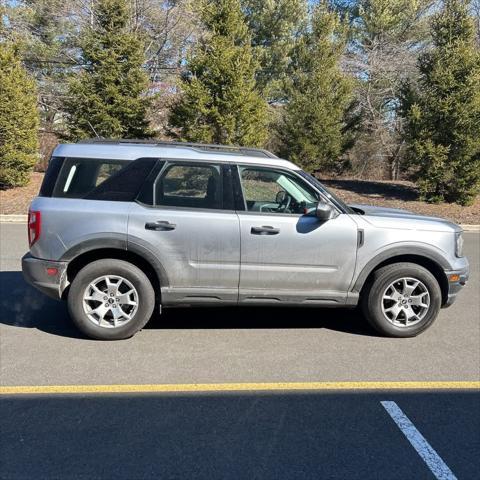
[0, 214, 28, 223]
[461, 225, 480, 232]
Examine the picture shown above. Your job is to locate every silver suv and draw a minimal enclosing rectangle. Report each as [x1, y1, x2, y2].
[22, 140, 469, 340]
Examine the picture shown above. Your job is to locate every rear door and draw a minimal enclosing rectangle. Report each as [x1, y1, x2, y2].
[128, 160, 240, 306]
[235, 165, 358, 305]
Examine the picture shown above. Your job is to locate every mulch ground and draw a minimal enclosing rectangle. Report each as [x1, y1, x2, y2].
[1, 172, 479, 224]
[1, 173, 44, 215]
[320, 178, 480, 225]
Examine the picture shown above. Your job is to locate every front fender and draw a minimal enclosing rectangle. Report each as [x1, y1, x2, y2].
[351, 243, 452, 293]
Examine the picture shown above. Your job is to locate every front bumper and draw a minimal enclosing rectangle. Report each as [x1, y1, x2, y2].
[443, 259, 469, 307]
[22, 253, 69, 300]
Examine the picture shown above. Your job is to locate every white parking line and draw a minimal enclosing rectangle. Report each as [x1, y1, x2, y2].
[381, 401, 457, 480]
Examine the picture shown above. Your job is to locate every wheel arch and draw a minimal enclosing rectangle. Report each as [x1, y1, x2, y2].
[354, 253, 449, 306]
[63, 247, 166, 300]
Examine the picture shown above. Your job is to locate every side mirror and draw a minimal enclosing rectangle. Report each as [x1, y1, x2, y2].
[315, 201, 336, 221]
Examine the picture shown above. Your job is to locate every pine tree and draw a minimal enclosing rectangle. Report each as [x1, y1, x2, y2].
[64, 0, 151, 140]
[0, 42, 39, 187]
[18, 0, 76, 134]
[402, 0, 480, 205]
[280, 3, 355, 172]
[241, 0, 307, 104]
[168, 0, 268, 147]
[347, 0, 433, 180]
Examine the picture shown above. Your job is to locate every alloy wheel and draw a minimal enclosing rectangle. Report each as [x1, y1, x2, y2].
[381, 277, 430, 327]
[82, 275, 139, 328]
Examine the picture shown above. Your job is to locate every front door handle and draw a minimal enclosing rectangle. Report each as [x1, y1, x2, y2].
[145, 221, 176, 231]
[251, 225, 280, 235]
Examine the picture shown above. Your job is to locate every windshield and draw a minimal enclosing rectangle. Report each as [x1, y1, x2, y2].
[297, 170, 356, 214]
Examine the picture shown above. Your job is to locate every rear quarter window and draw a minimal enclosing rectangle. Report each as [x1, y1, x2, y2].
[39, 156, 65, 197]
[51, 157, 158, 201]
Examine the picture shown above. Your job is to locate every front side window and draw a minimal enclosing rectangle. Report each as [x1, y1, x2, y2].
[155, 163, 224, 209]
[297, 170, 354, 214]
[239, 166, 319, 214]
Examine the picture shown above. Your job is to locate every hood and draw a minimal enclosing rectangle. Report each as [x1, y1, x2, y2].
[349, 203, 461, 233]
[351, 204, 415, 216]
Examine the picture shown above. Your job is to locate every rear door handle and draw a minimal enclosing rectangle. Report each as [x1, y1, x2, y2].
[251, 225, 280, 235]
[145, 221, 176, 231]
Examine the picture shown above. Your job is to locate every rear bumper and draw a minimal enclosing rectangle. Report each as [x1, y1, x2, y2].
[22, 253, 69, 300]
[443, 259, 469, 307]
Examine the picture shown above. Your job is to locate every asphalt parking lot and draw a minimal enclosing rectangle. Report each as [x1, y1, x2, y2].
[1, 224, 479, 385]
[0, 223, 479, 479]
[1, 391, 479, 479]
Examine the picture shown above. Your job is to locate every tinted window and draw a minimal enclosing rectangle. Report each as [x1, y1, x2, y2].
[85, 158, 157, 201]
[135, 160, 166, 206]
[52, 158, 157, 201]
[155, 163, 224, 209]
[239, 167, 318, 214]
[39, 156, 65, 197]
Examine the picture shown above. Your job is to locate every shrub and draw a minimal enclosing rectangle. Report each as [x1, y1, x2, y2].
[0, 43, 39, 188]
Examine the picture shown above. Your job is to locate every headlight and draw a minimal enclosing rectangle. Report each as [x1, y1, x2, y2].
[455, 232, 464, 257]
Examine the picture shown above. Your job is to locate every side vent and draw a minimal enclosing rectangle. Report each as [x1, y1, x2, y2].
[357, 229, 364, 248]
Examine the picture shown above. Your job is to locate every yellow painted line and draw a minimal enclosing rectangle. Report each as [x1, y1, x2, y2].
[0, 381, 479, 395]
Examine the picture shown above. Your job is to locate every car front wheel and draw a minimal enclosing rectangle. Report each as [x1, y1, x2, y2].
[67, 259, 155, 340]
[361, 262, 442, 337]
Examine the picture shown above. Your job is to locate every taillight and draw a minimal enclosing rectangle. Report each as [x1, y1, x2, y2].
[28, 210, 41, 247]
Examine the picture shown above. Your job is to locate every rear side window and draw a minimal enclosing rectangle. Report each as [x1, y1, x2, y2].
[52, 158, 157, 201]
[85, 158, 157, 201]
[39, 156, 65, 197]
[154, 163, 224, 210]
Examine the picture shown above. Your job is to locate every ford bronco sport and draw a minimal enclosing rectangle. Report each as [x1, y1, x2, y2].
[22, 140, 469, 340]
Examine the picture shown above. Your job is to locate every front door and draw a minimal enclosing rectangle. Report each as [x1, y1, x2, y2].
[236, 165, 358, 305]
[128, 161, 240, 305]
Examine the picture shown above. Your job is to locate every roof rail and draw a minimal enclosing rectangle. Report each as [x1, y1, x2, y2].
[77, 139, 278, 158]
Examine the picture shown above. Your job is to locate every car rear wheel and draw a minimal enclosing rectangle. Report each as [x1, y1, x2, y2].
[68, 259, 155, 340]
[361, 262, 442, 337]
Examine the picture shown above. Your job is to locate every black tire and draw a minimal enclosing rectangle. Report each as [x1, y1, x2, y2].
[361, 262, 442, 338]
[68, 259, 155, 340]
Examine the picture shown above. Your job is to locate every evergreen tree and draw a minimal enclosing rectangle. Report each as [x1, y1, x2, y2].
[0, 42, 39, 187]
[241, 0, 307, 104]
[280, 3, 355, 172]
[64, 0, 151, 140]
[168, 0, 268, 147]
[338, 0, 433, 180]
[18, 0, 76, 135]
[402, 0, 480, 205]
